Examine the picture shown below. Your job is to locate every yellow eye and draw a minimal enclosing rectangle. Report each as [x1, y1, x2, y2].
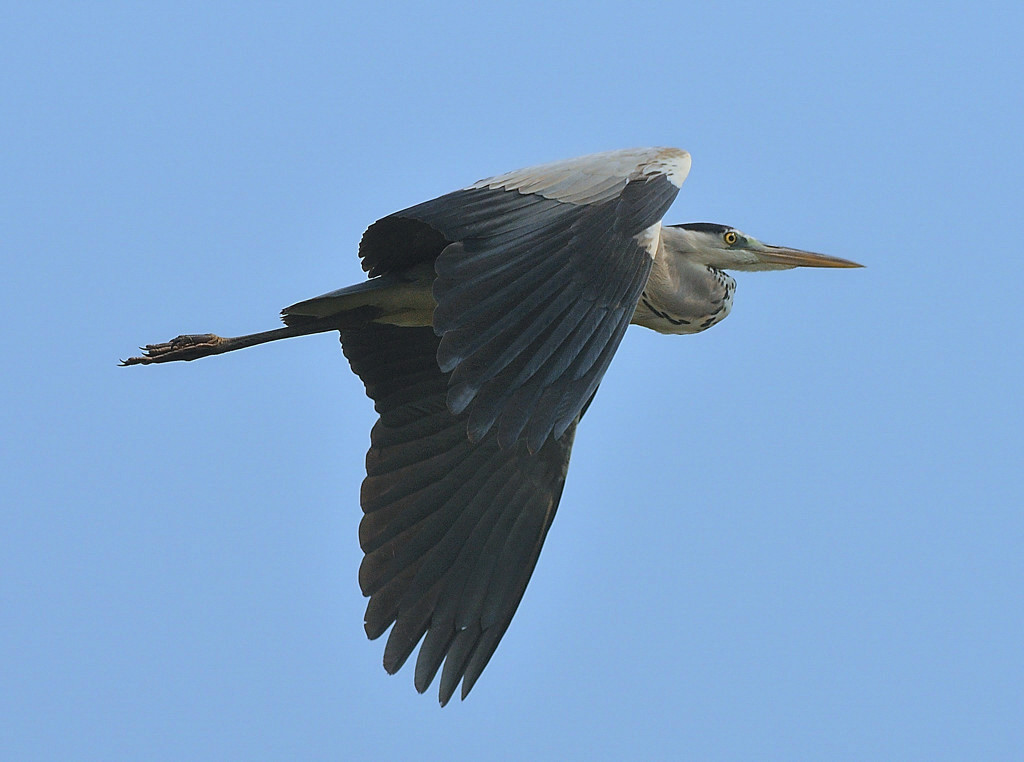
[723, 231, 738, 245]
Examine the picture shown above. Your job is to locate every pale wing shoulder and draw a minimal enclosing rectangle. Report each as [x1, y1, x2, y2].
[468, 146, 691, 205]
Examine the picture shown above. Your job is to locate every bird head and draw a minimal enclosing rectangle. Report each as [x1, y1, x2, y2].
[666, 223, 862, 271]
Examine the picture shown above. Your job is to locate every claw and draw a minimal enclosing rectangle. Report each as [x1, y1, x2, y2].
[120, 334, 227, 365]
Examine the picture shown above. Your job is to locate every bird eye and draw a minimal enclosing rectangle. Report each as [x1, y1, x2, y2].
[723, 231, 739, 245]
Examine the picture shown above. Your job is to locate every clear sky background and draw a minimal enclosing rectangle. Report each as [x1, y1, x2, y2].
[3, 2, 1023, 759]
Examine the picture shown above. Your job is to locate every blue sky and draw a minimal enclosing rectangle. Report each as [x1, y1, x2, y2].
[3, 1, 1022, 759]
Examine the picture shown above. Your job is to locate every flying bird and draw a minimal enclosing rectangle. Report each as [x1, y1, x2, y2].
[123, 147, 861, 704]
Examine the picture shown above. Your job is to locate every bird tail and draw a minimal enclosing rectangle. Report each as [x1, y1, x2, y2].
[281, 264, 435, 329]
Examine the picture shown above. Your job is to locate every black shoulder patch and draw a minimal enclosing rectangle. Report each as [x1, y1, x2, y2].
[359, 215, 451, 278]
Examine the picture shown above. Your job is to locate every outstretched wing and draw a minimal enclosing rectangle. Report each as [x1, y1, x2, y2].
[358, 147, 690, 452]
[342, 324, 580, 705]
[337, 149, 690, 703]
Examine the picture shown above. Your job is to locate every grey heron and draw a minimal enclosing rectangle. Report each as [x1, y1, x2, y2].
[123, 147, 860, 705]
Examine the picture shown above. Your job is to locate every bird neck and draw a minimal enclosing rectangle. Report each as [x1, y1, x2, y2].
[631, 237, 736, 335]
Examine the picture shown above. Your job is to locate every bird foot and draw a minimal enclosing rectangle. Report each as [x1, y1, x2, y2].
[120, 334, 227, 365]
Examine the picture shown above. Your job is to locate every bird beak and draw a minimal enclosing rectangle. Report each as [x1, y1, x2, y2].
[754, 243, 863, 269]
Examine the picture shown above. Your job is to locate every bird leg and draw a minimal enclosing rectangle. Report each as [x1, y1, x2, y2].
[120, 309, 378, 366]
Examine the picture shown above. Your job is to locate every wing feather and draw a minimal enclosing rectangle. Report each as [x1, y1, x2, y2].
[341, 324, 578, 704]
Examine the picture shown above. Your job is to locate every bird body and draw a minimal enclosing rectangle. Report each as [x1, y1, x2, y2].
[123, 147, 860, 704]
[284, 224, 741, 336]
